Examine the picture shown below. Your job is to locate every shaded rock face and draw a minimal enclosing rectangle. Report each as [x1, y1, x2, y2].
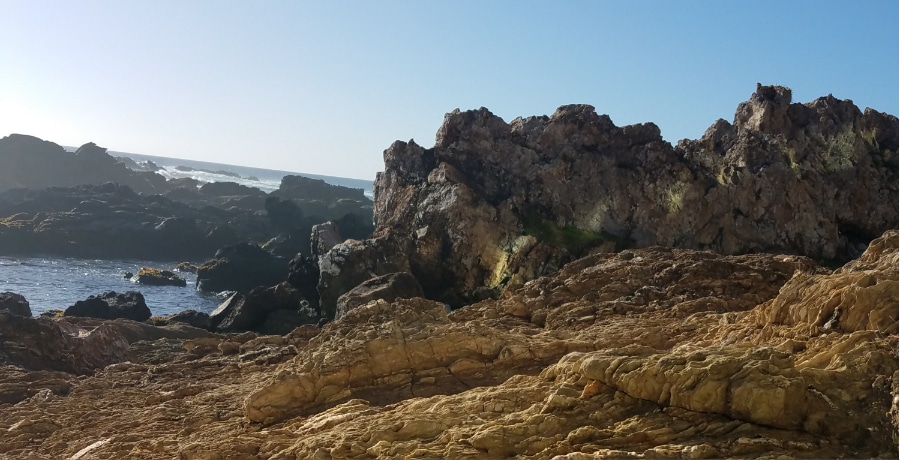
[0, 313, 216, 404]
[64, 291, 152, 322]
[196, 242, 287, 294]
[209, 282, 319, 334]
[319, 84, 898, 314]
[0, 231, 895, 459]
[0, 136, 167, 194]
[317, 236, 411, 320]
[310, 221, 342, 258]
[0, 292, 31, 317]
[0, 183, 267, 260]
[287, 253, 320, 310]
[269, 175, 375, 227]
[155, 309, 211, 330]
[335, 272, 425, 319]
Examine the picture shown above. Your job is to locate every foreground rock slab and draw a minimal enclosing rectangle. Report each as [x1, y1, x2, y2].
[0, 230, 895, 459]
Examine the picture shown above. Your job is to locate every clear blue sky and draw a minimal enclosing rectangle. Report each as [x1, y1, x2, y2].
[1, 1, 897, 180]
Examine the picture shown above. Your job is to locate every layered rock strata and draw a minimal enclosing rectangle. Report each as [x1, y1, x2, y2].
[1, 230, 895, 459]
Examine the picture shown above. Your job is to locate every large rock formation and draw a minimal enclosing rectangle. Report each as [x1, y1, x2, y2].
[318, 84, 898, 315]
[0, 230, 894, 459]
[0, 136, 168, 194]
[0, 135, 376, 261]
[0, 183, 269, 260]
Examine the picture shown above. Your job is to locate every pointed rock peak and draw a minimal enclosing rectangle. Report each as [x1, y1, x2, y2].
[435, 106, 509, 149]
[734, 83, 794, 133]
[751, 83, 793, 105]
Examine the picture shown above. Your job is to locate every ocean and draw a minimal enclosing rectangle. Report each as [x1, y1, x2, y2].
[2, 154, 376, 317]
[112, 151, 375, 197]
[0, 257, 220, 317]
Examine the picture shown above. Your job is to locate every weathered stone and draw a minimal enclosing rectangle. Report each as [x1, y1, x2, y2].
[160, 309, 212, 330]
[132, 267, 187, 287]
[0, 291, 31, 317]
[317, 236, 410, 320]
[0, 233, 896, 459]
[323, 85, 898, 312]
[209, 282, 319, 333]
[63, 291, 151, 322]
[335, 272, 425, 319]
[196, 242, 287, 294]
[310, 221, 343, 258]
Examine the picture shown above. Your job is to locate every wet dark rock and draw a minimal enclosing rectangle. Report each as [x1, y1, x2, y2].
[132, 267, 187, 287]
[0, 183, 263, 260]
[0, 292, 31, 317]
[64, 291, 152, 322]
[196, 242, 288, 294]
[287, 254, 320, 310]
[335, 272, 424, 319]
[209, 282, 318, 333]
[159, 309, 211, 330]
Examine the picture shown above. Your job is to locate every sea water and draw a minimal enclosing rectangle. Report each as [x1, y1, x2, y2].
[0, 257, 221, 316]
[114, 151, 375, 197]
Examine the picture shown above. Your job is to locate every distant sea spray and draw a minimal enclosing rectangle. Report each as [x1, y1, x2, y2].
[65, 147, 375, 197]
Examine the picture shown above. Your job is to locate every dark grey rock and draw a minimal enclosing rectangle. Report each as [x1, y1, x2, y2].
[0, 291, 31, 317]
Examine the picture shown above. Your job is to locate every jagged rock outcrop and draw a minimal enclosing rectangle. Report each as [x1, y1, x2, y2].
[160, 181, 269, 212]
[318, 84, 898, 316]
[0, 137, 375, 261]
[0, 136, 170, 194]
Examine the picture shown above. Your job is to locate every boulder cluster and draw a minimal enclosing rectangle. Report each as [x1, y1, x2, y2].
[0, 85, 897, 458]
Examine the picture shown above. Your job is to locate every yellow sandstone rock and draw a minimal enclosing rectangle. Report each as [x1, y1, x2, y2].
[0, 230, 896, 459]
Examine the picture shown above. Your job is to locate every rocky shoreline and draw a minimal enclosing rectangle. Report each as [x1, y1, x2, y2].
[0, 85, 897, 458]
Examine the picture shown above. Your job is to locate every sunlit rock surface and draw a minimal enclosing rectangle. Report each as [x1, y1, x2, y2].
[1, 230, 895, 459]
[319, 84, 898, 315]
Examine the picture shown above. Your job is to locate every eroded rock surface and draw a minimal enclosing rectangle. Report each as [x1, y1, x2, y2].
[334, 271, 425, 319]
[319, 85, 898, 315]
[0, 292, 30, 317]
[63, 291, 152, 322]
[2, 231, 895, 459]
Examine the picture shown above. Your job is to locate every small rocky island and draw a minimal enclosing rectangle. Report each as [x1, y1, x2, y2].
[0, 85, 897, 459]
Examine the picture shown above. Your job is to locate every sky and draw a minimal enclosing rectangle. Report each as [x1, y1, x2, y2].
[1, 1, 897, 181]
